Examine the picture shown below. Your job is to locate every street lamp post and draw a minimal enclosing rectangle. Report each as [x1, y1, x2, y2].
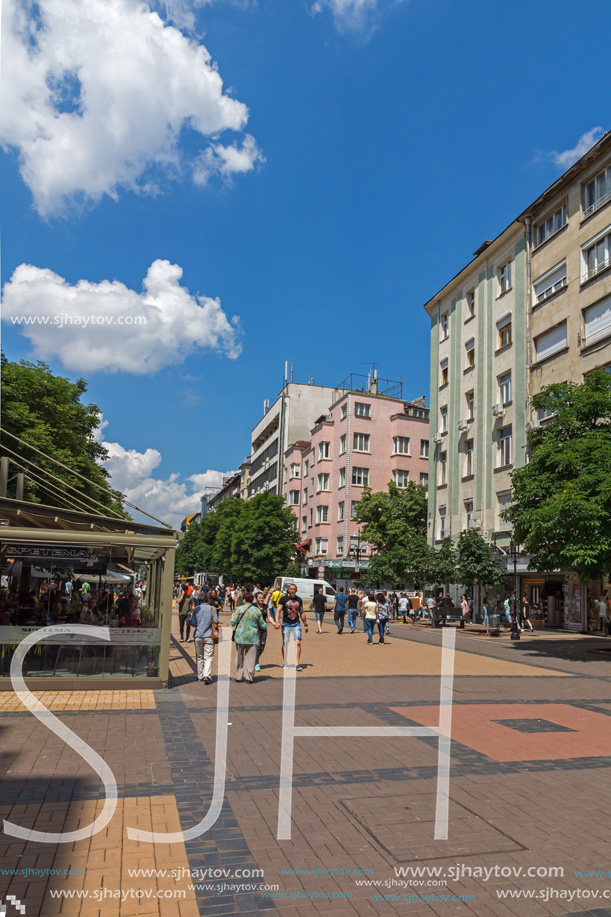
[348, 530, 363, 575]
[509, 538, 521, 641]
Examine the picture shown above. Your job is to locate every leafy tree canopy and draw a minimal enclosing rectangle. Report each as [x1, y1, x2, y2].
[176, 493, 298, 584]
[505, 367, 611, 582]
[354, 481, 427, 551]
[1, 354, 125, 516]
[456, 529, 507, 589]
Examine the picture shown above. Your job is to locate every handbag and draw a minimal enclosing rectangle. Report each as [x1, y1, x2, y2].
[211, 618, 219, 644]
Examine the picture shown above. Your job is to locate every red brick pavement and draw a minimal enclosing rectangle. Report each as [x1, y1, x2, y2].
[3, 607, 611, 916]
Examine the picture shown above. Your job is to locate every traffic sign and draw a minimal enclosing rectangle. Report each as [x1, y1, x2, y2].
[317, 565, 325, 575]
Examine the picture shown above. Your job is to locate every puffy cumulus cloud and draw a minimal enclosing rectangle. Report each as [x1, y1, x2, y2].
[311, 0, 377, 33]
[1, 259, 242, 374]
[0, 0, 259, 216]
[101, 437, 231, 528]
[542, 127, 605, 170]
[193, 134, 265, 186]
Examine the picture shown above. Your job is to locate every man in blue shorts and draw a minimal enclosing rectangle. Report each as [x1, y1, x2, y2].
[275, 583, 308, 670]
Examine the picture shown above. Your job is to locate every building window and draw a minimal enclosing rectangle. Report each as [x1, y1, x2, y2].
[289, 463, 300, 479]
[392, 436, 410, 455]
[533, 260, 567, 304]
[302, 515, 307, 533]
[316, 505, 329, 523]
[534, 321, 567, 363]
[289, 490, 299, 505]
[317, 473, 330, 492]
[315, 537, 328, 555]
[440, 406, 448, 433]
[465, 439, 474, 477]
[441, 312, 449, 340]
[354, 402, 371, 418]
[339, 434, 346, 454]
[438, 505, 447, 539]
[339, 467, 346, 487]
[319, 442, 330, 460]
[393, 469, 410, 488]
[535, 202, 567, 246]
[498, 371, 511, 406]
[304, 460, 309, 476]
[439, 451, 447, 486]
[309, 509, 313, 526]
[465, 390, 474, 420]
[464, 499, 473, 530]
[353, 432, 370, 452]
[337, 501, 345, 521]
[584, 165, 611, 218]
[440, 358, 449, 386]
[582, 226, 611, 282]
[337, 536, 344, 556]
[420, 439, 429, 458]
[498, 425, 512, 467]
[352, 466, 369, 486]
[340, 404, 347, 420]
[466, 289, 475, 317]
[465, 337, 475, 368]
[351, 501, 359, 519]
[583, 294, 611, 347]
[420, 472, 429, 486]
[497, 315, 512, 349]
[498, 260, 512, 295]
[303, 487, 308, 504]
[497, 491, 512, 531]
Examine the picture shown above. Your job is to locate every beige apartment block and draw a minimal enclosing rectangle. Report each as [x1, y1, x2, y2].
[424, 222, 527, 550]
[519, 131, 611, 413]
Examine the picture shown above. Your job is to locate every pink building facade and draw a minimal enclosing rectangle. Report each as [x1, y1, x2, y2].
[283, 390, 430, 586]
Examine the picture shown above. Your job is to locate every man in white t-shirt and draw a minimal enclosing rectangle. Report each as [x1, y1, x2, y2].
[398, 594, 409, 623]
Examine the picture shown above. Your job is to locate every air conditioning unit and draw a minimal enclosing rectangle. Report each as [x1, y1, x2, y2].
[525, 419, 541, 433]
[491, 403, 506, 417]
[432, 433, 443, 444]
[457, 419, 471, 432]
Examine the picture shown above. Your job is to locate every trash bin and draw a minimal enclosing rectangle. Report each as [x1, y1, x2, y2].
[489, 613, 501, 634]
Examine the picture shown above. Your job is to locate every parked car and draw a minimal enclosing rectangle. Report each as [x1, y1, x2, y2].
[272, 577, 336, 610]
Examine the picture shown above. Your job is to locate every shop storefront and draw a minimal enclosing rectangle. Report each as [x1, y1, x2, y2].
[0, 497, 178, 689]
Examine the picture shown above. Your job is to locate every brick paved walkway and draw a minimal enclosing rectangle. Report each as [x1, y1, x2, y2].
[3, 608, 611, 916]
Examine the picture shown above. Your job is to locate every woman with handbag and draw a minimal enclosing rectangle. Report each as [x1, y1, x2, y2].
[230, 592, 269, 684]
[190, 596, 219, 684]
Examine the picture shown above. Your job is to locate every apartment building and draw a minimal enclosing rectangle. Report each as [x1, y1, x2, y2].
[249, 381, 337, 498]
[282, 381, 430, 585]
[519, 131, 611, 410]
[424, 222, 527, 550]
[424, 129, 611, 630]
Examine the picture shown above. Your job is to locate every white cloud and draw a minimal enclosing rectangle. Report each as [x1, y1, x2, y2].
[101, 437, 231, 529]
[0, 0, 260, 215]
[311, 0, 377, 33]
[193, 134, 265, 186]
[543, 127, 605, 170]
[2, 259, 242, 374]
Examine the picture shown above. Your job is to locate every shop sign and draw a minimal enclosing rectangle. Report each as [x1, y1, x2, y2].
[342, 560, 356, 568]
[0, 626, 161, 646]
[1, 544, 104, 565]
[326, 561, 341, 569]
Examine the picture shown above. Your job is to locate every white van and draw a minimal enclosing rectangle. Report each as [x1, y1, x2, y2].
[273, 577, 336, 610]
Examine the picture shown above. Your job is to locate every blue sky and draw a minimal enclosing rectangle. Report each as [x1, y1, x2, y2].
[1, 0, 609, 525]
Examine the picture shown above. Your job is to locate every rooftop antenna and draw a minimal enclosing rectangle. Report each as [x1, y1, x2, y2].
[308, 374, 315, 385]
[291, 362, 294, 382]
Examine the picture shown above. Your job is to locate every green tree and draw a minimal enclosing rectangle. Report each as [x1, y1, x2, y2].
[354, 481, 427, 550]
[230, 493, 298, 583]
[176, 493, 299, 583]
[429, 539, 457, 588]
[455, 529, 507, 590]
[1, 354, 125, 515]
[175, 498, 243, 576]
[356, 482, 429, 586]
[504, 367, 611, 582]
